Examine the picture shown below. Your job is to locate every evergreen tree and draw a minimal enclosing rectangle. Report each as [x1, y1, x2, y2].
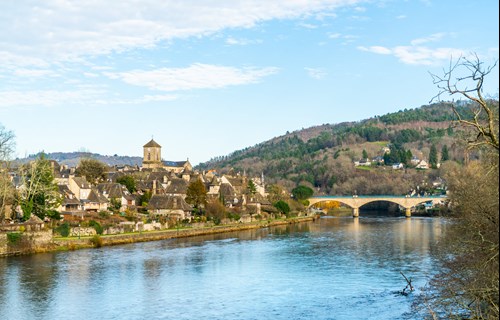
[441, 144, 449, 162]
[362, 149, 368, 159]
[429, 144, 438, 168]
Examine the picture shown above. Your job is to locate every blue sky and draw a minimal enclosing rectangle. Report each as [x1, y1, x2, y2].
[1, 0, 498, 165]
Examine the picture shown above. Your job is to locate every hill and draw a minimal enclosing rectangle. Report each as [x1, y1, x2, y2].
[16, 152, 142, 167]
[197, 101, 491, 195]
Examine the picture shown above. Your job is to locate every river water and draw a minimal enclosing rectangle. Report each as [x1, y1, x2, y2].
[0, 216, 445, 320]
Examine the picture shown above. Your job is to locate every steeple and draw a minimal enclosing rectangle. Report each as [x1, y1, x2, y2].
[143, 138, 163, 169]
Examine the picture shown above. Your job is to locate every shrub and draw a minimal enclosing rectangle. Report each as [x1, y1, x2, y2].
[89, 220, 103, 235]
[274, 200, 291, 216]
[7, 232, 22, 245]
[89, 235, 103, 247]
[55, 223, 70, 237]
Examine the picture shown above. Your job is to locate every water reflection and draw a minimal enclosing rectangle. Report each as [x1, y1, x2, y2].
[0, 217, 445, 320]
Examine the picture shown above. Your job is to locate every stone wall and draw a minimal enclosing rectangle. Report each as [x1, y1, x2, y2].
[0, 228, 53, 257]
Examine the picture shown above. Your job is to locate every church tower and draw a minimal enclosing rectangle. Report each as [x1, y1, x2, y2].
[143, 139, 163, 169]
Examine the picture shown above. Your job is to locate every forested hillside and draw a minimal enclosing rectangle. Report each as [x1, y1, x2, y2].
[198, 101, 493, 196]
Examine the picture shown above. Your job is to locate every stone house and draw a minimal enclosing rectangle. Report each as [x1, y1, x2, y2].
[97, 183, 136, 211]
[81, 189, 108, 212]
[148, 194, 193, 220]
[68, 176, 91, 200]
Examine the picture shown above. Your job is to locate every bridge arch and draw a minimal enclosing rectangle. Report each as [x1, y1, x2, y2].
[308, 196, 445, 217]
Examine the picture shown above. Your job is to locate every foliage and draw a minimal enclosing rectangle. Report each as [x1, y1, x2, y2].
[205, 199, 226, 221]
[90, 235, 103, 247]
[17, 154, 62, 221]
[7, 232, 22, 244]
[75, 158, 108, 185]
[46, 209, 61, 220]
[55, 223, 70, 237]
[109, 198, 121, 212]
[291, 185, 314, 201]
[273, 200, 290, 215]
[185, 178, 207, 210]
[116, 175, 136, 193]
[429, 144, 438, 169]
[89, 220, 104, 235]
[139, 191, 152, 207]
[440, 145, 449, 162]
[247, 179, 257, 195]
[383, 144, 412, 165]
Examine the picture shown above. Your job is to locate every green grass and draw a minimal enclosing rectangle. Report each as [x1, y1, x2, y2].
[355, 165, 373, 171]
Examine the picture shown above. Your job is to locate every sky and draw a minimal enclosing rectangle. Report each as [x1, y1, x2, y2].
[1, 0, 498, 165]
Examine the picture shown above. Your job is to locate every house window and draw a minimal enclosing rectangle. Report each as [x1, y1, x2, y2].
[148, 153, 151, 160]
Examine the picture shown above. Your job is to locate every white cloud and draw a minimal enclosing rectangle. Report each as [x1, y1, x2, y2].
[0, 0, 362, 66]
[13, 69, 57, 78]
[305, 67, 327, 79]
[358, 34, 466, 65]
[358, 46, 392, 55]
[410, 33, 446, 46]
[0, 89, 179, 108]
[104, 63, 279, 92]
[225, 37, 262, 46]
[0, 90, 96, 108]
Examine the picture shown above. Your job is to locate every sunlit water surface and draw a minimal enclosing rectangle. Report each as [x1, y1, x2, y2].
[0, 217, 445, 320]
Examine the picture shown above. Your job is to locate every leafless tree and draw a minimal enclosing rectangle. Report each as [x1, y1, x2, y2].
[0, 124, 15, 221]
[423, 55, 499, 319]
[430, 54, 499, 151]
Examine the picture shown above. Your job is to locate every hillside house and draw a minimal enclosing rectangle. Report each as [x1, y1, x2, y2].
[416, 160, 429, 170]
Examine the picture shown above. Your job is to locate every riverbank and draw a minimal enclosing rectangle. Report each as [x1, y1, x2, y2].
[2, 216, 318, 257]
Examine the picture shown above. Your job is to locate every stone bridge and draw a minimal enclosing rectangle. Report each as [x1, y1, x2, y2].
[308, 195, 447, 217]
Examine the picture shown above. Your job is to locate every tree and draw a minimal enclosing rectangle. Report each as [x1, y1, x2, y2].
[116, 175, 136, 193]
[362, 149, 368, 159]
[17, 155, 61, 221]
[431, 54, 499, 151]
[441, 144, 450, 162]
[429, 144, 438, 169]
[247, 179, 257, 196]
[291, 185, 314, 201]
[425, 55, 499, 319]
[185, 178, 207, 213]
[273, 200, 290, 216]
[0, 124, 15, 221]
[75, 158, 107, 185]
[0, 124, 15, 162]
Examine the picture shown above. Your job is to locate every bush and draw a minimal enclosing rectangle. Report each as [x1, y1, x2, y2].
[89, 220, 103, 235]
[55, 223, 70, 237]
[89, 235, 103, 247]
[7, 232, 22, 245]
[274, 200, 291, 215]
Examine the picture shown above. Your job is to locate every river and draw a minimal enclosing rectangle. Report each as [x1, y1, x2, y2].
[0, 216, 445, 320]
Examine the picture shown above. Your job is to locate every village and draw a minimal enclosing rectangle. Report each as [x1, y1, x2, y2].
[1, 139, 294, 241]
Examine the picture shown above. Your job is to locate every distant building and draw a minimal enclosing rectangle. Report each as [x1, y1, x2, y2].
[141, 139, 192, 173]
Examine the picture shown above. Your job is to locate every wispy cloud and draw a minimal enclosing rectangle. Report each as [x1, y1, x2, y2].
[225, 37, 262, 46]
[305, 67, 327, 80]
[104, 64, 279, 92]
[0, 0, 362, 67]
[358, 33, 465, 65]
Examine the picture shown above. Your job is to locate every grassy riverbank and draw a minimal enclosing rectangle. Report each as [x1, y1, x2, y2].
[51, 216, 318, 253]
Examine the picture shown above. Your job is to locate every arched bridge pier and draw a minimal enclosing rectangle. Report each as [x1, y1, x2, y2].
[308, 195, 447, 217]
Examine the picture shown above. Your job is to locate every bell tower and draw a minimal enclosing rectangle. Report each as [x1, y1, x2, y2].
[143, 139, 162, 169]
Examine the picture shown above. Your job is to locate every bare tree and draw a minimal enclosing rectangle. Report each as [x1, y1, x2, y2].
[423, 55, 499, 319]
[0, 124, 15, 221]
[431, 54, 499, 151]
